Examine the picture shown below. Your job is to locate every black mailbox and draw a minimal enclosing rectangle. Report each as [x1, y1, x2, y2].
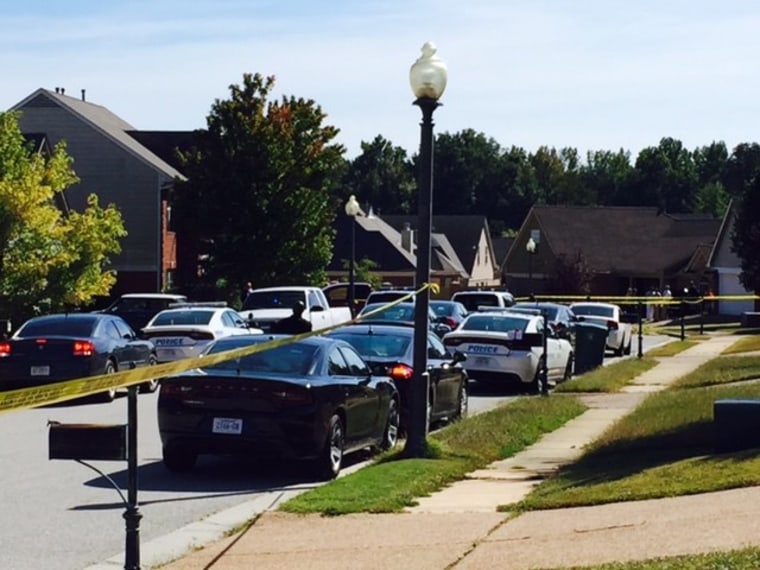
[49, 422, 127, 461]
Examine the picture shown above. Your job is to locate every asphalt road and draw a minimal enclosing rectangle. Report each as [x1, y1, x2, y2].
[0, 334, 672, 570]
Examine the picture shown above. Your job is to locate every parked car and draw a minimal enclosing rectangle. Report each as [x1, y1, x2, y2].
[157, 334, 400, 479]
[363, 289, 417, 306]
[141, 303, 262, 364]
[240, 286, 352, 332]
[429, 300, 469, 330]
[511, 302, 582, 345]
[0, 313, 157, 400]
[442, 310, 573, 391]
[98, 293, 188, 333]
[357, 302, 452, 337]
[450, 290, 515, 313]
[569, 301, 633, 356]
[326, 324, 468, 430]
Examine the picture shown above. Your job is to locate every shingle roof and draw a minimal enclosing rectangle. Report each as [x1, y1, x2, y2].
[530, 205, 721, 274]
[12, 89, 185, 182]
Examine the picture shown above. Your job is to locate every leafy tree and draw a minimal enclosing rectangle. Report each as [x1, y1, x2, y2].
[631, 138, 698, 213]
[731, 177, 760, 293]
[581, 149, 635, 205]
[547, 250, 593, 295]
[343, 135, 415, 215]
[172, 73, 345, 293]
[723, 142, 760, 197]
[0, 112, 126, 324]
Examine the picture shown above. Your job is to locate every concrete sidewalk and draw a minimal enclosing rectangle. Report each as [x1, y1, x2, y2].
[106, 334, 760, 569]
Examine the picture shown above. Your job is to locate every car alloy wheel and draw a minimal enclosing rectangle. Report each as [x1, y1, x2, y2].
[456, 381, 468, 420]
[101, 360, 117, 402]
[139, 355, 159, 393]
[314, 414, 344, 480]
[380, 399, 400, 450]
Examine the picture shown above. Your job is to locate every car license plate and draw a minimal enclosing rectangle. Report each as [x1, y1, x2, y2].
[212, 417, 243, 435]
[475, 356, 491, 366]
[31, 365, 50, 376]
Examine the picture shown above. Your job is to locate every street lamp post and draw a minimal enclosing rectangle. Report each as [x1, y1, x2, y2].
[405, 42, 447, 458]
[526, 237, 537, 298]
[344, 195, 361, 317]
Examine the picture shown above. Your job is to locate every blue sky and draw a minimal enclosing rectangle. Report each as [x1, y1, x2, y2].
[2, 1, 758, 159]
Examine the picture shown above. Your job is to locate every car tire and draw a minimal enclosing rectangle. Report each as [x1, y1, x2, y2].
[614, 339, 625, 357]
[624, 337, 632, 356]
[163, 445, 197, 473]
[379, 399, 400, 451]
[139, 355, 159, 393]
[454, 380, 469, 421]
[101, 360, 117, 402]
[313, 414, 344, 480]
[562, 355, 573, 382]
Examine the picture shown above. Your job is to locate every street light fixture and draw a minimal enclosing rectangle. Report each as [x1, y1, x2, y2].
[406, 42, 447, 458]
[344, 195, 361, 317]
[526, 236, 537, 299]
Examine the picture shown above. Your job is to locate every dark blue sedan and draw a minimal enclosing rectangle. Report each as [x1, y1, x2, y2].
[0, 313, 157, 400]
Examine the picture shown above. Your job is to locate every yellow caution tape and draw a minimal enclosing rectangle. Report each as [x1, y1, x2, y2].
[0, 283, 438, 414]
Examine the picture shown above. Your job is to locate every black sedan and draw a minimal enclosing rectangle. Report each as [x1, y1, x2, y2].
[157, 335, 400, 480]
[357, 302, 452, 337]
[0, 313, 157, 400]
[325, 324, 468, 431]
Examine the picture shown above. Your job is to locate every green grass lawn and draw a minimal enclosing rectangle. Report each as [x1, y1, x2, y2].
[644, 339, 696, 357]
[554, 357, 658, 393]
[280, 394, 586, 515]
[509, 355, 760, 512]
[561, 547, 760, 569]
[723, 334, 760, 354]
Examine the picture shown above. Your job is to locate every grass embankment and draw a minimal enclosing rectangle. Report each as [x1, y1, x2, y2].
[554, 357, 658, 393]
[566, 546, 760, 570]
[722, 334, 760, 354]
[510, 353, 760, 512]
[281, 395, 586, 515]
[644, 339, 696, 357]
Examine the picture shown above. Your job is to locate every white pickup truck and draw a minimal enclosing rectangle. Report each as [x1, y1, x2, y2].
[239, 286, 353, 333]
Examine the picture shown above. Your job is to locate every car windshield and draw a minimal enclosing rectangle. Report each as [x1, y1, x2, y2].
[572, 305, 614, 318]
[359, 304, 415, 322]
[243, 291, 306, 311]
[18, 317, 97, 337]
[430, 303, 454, 317]
[151, 310, 215, 326]
[514, 305, 559, 320]
[206, 339, 318, 375]
[462, 315, 529, 333]
[330, 332, 411, 358]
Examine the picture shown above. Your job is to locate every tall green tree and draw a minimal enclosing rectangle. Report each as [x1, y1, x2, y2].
[343, 135, 415, 214]
[581, 149, 635, 205]
[0, 112, 126, 323]
[172, 73, 345, 294]
[731, 177, 760, 293]
[631, 137, 698, 213]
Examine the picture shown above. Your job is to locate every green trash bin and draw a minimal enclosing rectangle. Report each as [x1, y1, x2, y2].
[573, 322, 608, 375]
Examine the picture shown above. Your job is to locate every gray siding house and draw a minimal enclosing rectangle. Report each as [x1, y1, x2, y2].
[10, 88, 184, 294]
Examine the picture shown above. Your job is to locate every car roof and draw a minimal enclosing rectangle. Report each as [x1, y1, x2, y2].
[328, 324, 415, 336]
[119, 293, 187, 299]
[513, 301, 567, 308]
[570, 301, 619, 308]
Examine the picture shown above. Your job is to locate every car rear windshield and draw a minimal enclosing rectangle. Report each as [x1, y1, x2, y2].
[18, 317, 97, 337]
[359, 304, 415, 322]
[243, 291, 306, 310]
[452, 294, 502, 311]
[366, 291, 413, 305]
[572, 305, 614, 318]
[207, 341, 318, 375]
[462, 315, 529, 333]
[151, 310, 214, 326]
[330, 332, 411, 358]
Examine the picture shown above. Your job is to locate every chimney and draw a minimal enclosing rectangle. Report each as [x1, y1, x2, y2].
[81, 89, 86, 102]
[400, 223, 416, 253]
[61, 87, 65, 95]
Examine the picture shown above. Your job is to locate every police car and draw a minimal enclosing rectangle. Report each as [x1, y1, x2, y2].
[442, 309, 573, 391]
[141, 303, 262, 363]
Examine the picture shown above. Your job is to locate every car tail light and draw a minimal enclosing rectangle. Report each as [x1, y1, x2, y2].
[443, 317, 457, 328]
[73, 340, 95, 356]
[607, 320, 619, 330]
[444, 338, 463, 347]
[388, 363, 414, 381]
[270, 387, 313, 406]
[0, 342, 10, 357]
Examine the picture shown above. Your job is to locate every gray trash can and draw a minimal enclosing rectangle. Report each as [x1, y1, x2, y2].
[573, 322, 608, 375]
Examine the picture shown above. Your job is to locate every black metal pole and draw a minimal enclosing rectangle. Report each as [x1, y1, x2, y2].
[124, 385, 142, 570]
[405, 97, 438, 458]
[348, 218, 356, 318]
[528, 254, 533, 299]
[637, 301, 643, 358]
[541, 309, 549, 396]
[680, 301, 686, 341]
